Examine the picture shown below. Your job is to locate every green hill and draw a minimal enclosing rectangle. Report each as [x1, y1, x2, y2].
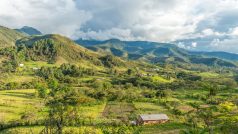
[191, 51, 238, 61]
[76, 39, 237, 67]
[16, 34, 126, 68]
[0, 26, 25, 48]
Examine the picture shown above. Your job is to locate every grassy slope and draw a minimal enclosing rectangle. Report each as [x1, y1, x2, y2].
[0, 26, 25, 48]
[17, 34, 100, 62]
[0, 89, 45, 123]
[16, 34, 130, 71]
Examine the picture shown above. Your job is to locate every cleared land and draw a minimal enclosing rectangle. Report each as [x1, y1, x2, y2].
[102, 102, 135, 121]
[0, 89, 45, 123]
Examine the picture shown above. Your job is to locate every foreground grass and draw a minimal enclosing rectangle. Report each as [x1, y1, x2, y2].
[141, 122, 187, 134]
[0, 122, 188, 134]
[0, 126, 103, 134]
[0, 89, 46, 123]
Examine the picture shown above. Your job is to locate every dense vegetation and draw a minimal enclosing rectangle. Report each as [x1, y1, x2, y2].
[76, 39, 238, 67]
[0, 25, 238, 134]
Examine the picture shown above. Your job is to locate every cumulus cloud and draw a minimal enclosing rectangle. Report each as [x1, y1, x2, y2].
[209, 38, 238, 53]
[75, 0, 238, 42]
[231, 27, 238, 36]
[0, 0, 91, 37]
[1, 0, 238, 52]
[76, 0, 203, 41]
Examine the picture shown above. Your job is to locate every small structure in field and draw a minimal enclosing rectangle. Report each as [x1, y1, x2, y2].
[137, 114, 169, 125]
[32, 67, 39, 70]
[19, 64, 24, 67]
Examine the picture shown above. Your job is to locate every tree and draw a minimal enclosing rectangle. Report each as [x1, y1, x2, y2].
[103, 82, 112, 90]
[203, 83, 218, 104]
[44, 83, 86, 134]
[156, 89, 172, 99]
[36, 84, 49, 98]
[197, 107, 216, 134]
[127, 69, 135, 76]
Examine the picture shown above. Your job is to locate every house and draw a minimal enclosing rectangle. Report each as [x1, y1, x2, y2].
[137, 114, 169, 125]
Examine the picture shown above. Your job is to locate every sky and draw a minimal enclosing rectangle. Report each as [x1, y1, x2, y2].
[0, 0, 238, 53]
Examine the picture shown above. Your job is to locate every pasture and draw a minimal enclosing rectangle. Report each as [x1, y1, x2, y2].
[0, 89, 45, 123]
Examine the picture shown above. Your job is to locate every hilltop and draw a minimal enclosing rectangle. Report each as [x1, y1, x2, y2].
[15, 34, 127, 68]
[0, 26, 25, 48]
[15, 26, 42, 35]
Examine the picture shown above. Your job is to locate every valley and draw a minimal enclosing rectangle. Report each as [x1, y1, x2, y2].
[0, 25, 238, 134]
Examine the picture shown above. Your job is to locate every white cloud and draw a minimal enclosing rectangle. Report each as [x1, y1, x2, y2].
[191, 42, 197, 48]
[76, 0, 204, 42]
[75, 0, 238, 42]
[1, 0, 238, 53]
[74, 28, 138, 41]
[0, 0, 92, 37]
[209, 38, 238, 53]
[231, 27, 238, 36]
[210, 39, 220, 47]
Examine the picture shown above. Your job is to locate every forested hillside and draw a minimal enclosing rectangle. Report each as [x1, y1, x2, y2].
[0, 25, 237, 134]
[76, 39, 238, 67]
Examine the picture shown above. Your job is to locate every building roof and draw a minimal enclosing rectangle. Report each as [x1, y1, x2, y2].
[139, 114, 169, 121]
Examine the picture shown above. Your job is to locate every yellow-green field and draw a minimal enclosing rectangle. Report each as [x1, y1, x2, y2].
[0, 74, 35, 83]
[151, 76, 173, 83]
[198, 72, 219, 78]
[0, 126, 103, 134]
[134, 102, 168, 114]
[1, 88, 234, 134]
[78, 103, 106, 119]
[0, 89, 106, 125]
[0, 89, 45, 123]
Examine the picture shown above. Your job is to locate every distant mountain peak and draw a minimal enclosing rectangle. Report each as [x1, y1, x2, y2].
[106, 38, 121, 42]
[15, 26, 42, 35]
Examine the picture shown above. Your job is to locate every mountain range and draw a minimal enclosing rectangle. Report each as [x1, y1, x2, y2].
[0, 25, 238, 68]
[76, 39, 238, 67]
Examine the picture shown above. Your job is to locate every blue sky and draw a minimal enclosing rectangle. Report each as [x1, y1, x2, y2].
[0, 0, 238, 53]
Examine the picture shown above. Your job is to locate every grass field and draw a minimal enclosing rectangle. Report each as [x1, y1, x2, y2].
[24, 61, 57, 68]
[151, 76, 173, 83]
[198, 72, 219, 78]
[0, 89, 107, 124]
[0, 89, 46, 123]
[1, 87, 235, 134]
[102, 102, 135, 121]
[0, 74, 35, 83]
[78, 103, 106, 120]
[134, 102, 169, 114]
[141, 122, 187, 134]
[0, 126, 103, 134]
